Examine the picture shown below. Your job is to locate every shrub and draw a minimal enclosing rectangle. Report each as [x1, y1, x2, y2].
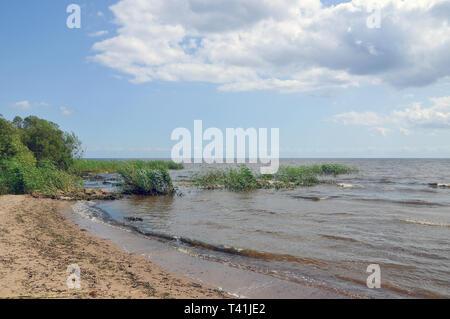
[0, 158, 82, 196]
[119, 165, 175, 195]
[16, 116, 82, 170]
[275, 166, 319, 186]
[224, 165, 259, 191]
[33, 160, 82, 196]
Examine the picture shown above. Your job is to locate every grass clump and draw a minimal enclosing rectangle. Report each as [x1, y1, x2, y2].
[0, 159, 82, 196]
[224, 166, 259, 191]
[69, 159, 183, 176]
[191, 164, 357, 191]
[118, 165, 175, 195]
[191, 165, 259, 191]
[310, 164, 357, 176]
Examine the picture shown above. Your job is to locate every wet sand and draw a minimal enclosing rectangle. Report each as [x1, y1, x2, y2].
[0, 195, 228, 299]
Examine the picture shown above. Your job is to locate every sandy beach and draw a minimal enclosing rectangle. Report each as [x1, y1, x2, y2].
[0, 195, 228, 299]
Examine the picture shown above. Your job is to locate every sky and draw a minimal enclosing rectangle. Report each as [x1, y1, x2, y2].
[0, 0, 449, 158]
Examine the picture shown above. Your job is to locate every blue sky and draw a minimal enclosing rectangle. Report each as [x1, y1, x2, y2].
[1, 0, 449, 158]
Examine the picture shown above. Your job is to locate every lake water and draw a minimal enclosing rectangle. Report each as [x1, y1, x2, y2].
[74, 159, 450, 298]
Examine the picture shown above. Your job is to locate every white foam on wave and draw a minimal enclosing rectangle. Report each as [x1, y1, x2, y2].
[71, 201, 100, 221]
[399, 219, 450, 228]
[71, 201, 133, 233]
[337, 183, 361, 188]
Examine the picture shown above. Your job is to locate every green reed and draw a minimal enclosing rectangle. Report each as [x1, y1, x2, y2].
[191, 164, 357, 191]
[69, 159, 183, 176]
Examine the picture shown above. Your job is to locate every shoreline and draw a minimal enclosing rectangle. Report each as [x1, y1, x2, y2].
[0, 195, 228, 299]
[66, 199, 349, 299]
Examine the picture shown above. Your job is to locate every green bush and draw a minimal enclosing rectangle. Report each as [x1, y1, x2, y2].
[0, 158, 81, 196]
[13, 116, 82, 170]
[192, 165, 258, 191]
[275, 166, 319, 186]
[224, 165, 259, 191]
[119, 165, 175, 195]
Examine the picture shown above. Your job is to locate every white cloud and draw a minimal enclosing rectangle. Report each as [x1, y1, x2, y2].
[91, 0, 450, 92]
[333, 96, 450, 134]
[393, 96, 450, 129]
[12, 100, 51, 109]
[332, 111, 384, 126]
[89, 30, 109, 37]
[370, 127, 390, 136]
[13, 100, 32, 109]
[60, 106, 74, 115]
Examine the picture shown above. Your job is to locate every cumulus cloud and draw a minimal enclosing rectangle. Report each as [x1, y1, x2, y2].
[333, 96, 450, 135]
[393, 97, 450, 129]
[89, 30, 109, 37]
[60, 106, 74, 115]
[13, 100, 32, 109]
[90, 0, 450, 92]
[12, 100, 50, 109]
[332, 111, 384, 126]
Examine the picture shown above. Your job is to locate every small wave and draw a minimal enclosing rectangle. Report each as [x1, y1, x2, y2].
[428, 183, 450, 189]
[236, 208, 278, 215]
[320, 234, 359, 243]
[72, 201, 111, 222]
[291, 195, 332, 201]
[358, 198, 444, 207]
[72, 201, 326, 268]
[167, 237, 327, 268]
[336, 183, 361, 188]
[397, 219, 450, 228]
[324, 212, 354, 216]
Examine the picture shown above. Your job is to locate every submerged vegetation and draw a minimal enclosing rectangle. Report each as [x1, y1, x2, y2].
[191, 164, 357, 191]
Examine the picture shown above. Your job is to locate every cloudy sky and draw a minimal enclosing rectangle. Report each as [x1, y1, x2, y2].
[1, 0, 450, 157]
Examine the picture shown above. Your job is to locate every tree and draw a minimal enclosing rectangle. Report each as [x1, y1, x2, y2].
[20, 116, 82, 170]
[0, 116, 35, 164]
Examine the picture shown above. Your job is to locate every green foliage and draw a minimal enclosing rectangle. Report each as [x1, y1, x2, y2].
[191, 169, 226, 190]
[275, 166, 319, 186]
[0, 158, 81, 196]
[33, 160, 83, 196]
[0, 117, 36, 164]
[224, 165, 259, 191]
[18, 116, 82, 170]
[0, 115, 82, 196]
[119, 165, 175, 195]
[310, 163, 357, 176]
[191, 164, 357, 191]
[192, 165, 259, 191]
[69, 159, 183, 176]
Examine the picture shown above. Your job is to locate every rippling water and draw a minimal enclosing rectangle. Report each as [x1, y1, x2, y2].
[82, 159, 450, 298]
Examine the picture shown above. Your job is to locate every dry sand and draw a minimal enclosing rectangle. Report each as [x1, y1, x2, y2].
[0, 195, 229, 299]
